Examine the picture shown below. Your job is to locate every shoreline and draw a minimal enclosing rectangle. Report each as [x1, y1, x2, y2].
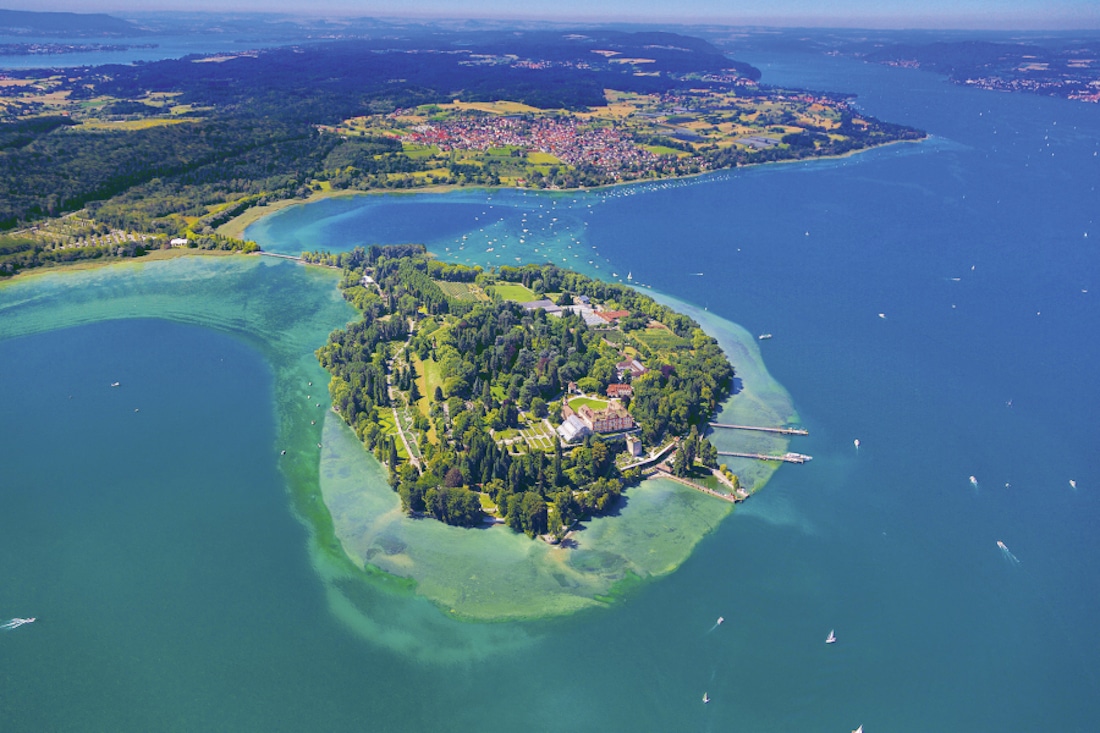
[315, 273, 797, 623]
[219, 136, 927, 243]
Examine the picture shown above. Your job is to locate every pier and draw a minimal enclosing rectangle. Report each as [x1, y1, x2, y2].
[708, 423, 808, 436]
[718, 451, 813, 464]
[258, 252, 302, 262]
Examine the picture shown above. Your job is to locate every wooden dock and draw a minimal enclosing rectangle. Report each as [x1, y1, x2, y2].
[708, 422, 808, 436]
[718, 451, 813, 464]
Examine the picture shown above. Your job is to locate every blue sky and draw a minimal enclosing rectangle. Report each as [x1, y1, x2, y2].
[5, 0, 1099, 30]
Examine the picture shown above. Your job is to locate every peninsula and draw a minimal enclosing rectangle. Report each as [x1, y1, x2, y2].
[1, 27, 924, 279]
[313, 245, 739, 540]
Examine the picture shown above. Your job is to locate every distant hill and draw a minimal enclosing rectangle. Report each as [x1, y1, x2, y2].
[0, 9, 146, 37]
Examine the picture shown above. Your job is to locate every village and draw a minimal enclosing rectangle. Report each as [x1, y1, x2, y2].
[405, 115, 658, 176]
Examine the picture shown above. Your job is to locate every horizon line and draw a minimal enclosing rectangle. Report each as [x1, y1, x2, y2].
[75, 7, 1100, 33]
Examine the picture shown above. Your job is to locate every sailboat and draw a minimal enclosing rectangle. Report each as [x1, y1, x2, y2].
[853, 726, 863, 733]
[702, 693, 710, 704]
[826, 629, 836, 644]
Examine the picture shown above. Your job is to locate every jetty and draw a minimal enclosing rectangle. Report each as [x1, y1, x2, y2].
[258, 252, 302, 262]
[653, 468, 738, 503]
[718, 451, 813, 464]
[708, 423, 808, 436]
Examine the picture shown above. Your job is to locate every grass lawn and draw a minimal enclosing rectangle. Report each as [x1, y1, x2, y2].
[410, 353, 443, 441]
[641, 144, 692, 157]
[492, 283, 538, 302]
[566, 396, 608, 412]
[402, 143, 440, 159]
[684, 465, 729, 493]
[526, 151, 562, 165]
[375, 408, 410, 460]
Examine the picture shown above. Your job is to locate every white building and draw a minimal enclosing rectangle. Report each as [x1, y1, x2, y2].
[557, 415, 591, 444]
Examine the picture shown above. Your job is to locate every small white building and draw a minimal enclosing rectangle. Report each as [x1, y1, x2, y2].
[170, 237, 189, 247]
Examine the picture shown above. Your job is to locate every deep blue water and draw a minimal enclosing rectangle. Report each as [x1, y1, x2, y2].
[4, 50, 1099, 732]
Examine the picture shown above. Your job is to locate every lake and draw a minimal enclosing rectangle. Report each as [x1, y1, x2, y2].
[2, 47, 1098, 732]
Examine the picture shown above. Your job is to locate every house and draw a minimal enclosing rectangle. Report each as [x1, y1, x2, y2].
[521, 299, 562, 315]
[625, 435, 644, 457]
[616, 358, 647, 380]
[557, 414, 591, 444]
[606, 383, 634, 399]
[170, 237, 189, 247]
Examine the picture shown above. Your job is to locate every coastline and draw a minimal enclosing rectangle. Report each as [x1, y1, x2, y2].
[312, 267, 798, 623]
[219, 135, 927, 244]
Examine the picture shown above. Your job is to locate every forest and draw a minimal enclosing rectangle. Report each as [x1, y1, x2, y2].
[315, 247, 734, 538]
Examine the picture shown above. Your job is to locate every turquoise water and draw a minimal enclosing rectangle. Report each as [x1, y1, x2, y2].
[4, 50, 1100, 731]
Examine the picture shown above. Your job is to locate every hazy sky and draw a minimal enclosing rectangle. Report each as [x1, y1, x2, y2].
[5, 0, 1099, 30]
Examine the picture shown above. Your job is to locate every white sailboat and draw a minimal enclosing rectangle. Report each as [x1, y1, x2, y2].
[826, 629, 836, 644]
[702, 693, 710, 704]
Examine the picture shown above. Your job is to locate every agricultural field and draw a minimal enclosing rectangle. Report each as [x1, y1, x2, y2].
[631, 325, 691, 351]
[434, 280, 485, 301]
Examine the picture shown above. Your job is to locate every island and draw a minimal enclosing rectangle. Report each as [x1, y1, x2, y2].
[1, 27, 924, 279]
[311, 244, 744, 541]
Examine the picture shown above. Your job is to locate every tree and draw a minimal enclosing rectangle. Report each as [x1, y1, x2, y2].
[518, 491, 548, 537]
[444, 465, 465, 488]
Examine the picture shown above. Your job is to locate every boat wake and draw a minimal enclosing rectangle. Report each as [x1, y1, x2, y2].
[1, 617, 35, 631]
[997, 540, 1020, 565]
